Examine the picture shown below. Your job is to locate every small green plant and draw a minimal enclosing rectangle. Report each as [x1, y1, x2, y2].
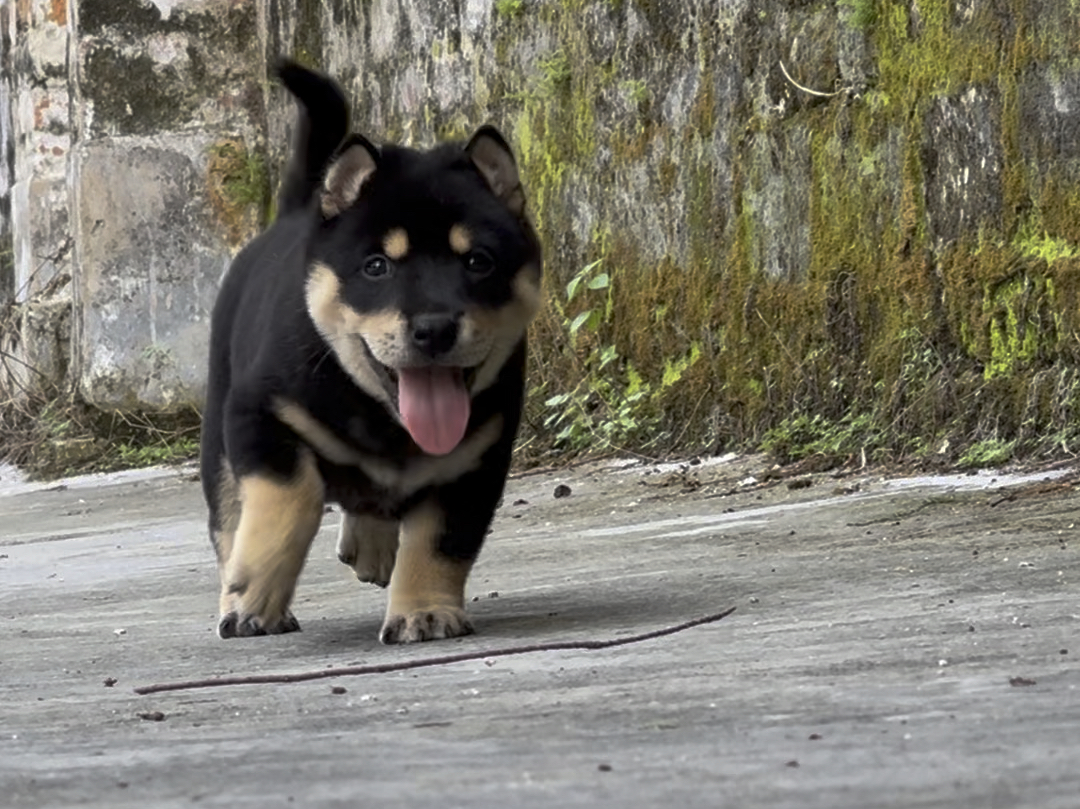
[39, 399, 75, 440]
[541, 260, 700, 452]
[207, 140, 271, 243]
[114, 436, 200, 468]
[494, 0, 525, 19]
[839, 0, 877, 30]
[761, 411, 884, 465]
[538, 50, 571, 96]
[208, 142, 267, 209]
[1013, 218, 1078, 264]
[620, 79, 650, 108]
[564, 259, 612, 341]
[958, 438, 1015, 469]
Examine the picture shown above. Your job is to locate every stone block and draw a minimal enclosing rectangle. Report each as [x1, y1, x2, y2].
[0, 296, 70, 399]
[74, 137, 226, 410]
[1018, 63, 1080, 179]
[922, 87, 1004, 250]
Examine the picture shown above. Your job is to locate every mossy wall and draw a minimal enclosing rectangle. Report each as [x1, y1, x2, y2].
[259, 0, 1080, 463]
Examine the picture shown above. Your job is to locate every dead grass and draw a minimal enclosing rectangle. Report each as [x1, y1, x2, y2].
[0, 384, 201, 479]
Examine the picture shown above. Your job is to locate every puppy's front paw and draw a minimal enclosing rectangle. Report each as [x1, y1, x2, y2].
[379, 606, 473, 644]
[217, 609, 301, 638]
[214, 454, 323, 640]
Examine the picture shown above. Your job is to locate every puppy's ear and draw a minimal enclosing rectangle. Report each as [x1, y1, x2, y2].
[322, 135, 379, 218]
[466, 126, 526, 217]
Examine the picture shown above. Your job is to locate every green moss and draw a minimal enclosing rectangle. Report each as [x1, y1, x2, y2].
[435, 112, 473, 142]
[206, 140, 271, 246]
[872, 0, 1003, 119]
[494, 0, 526, 19]
[657, 158, 677, 196]
[621, 79, 649, 107]
[838, 0, 877, 31]
[1014, 219, 1079, 263]
[984, 274, 1056, 380]
[538, 50, 572, 96]
[986, 283, 1036, 378]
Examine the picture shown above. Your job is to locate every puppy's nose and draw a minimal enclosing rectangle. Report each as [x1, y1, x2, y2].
[410, 313, 459, 357]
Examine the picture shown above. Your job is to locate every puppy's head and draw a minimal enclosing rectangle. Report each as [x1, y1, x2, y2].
[304, 128, 542, 456]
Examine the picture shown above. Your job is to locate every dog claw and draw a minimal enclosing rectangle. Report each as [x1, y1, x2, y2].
[217, 613, 239, 638]
[238, 616, 267, 637]
[380, 607, 473, 644]
[358, 572, 390, 588]
[278, 612, 302, 633]
[217, 610, 300, 639]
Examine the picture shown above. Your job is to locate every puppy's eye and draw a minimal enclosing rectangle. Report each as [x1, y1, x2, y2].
[363, 254, 392, 279]
[465, 249, 495, 278]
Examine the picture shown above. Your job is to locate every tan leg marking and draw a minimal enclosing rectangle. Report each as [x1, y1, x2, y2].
[218, 449, 325, 637]
[380, 501, 473, 644]
[212, 456, 240, 562]
[212, 457, 241, 616]
[336, 511, 399, 588]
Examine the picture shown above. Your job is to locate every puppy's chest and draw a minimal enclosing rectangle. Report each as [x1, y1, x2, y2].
[276, 397, 503, 509]
[319, 462, 417, 517]
[317, 425, 496, 515]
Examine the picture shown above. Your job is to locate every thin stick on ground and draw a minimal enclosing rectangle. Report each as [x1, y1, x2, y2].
[134, 607, 737, 695]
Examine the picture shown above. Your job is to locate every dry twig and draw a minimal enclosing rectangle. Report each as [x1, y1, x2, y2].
[134, 607, 737, 695]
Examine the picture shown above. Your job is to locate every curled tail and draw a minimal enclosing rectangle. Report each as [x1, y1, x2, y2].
[274, 58, 350, 217]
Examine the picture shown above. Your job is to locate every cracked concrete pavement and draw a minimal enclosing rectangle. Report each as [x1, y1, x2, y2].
[1, 455, 1077, 808]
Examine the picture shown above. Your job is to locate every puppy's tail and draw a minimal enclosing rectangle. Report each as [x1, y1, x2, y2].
[274, 58, 350, 217]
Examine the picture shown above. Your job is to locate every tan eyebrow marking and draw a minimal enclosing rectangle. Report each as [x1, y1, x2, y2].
[448, 224, 472, 255]
[383, 228, 409, 260]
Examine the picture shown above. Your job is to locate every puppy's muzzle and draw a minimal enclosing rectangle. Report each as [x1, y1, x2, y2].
[410, 313, 460, 359]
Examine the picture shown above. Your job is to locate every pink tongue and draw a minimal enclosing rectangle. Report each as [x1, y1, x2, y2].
[398, 367, 471, 455]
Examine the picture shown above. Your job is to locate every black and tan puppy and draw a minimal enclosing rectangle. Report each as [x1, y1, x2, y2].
[200, 60, 541, 643]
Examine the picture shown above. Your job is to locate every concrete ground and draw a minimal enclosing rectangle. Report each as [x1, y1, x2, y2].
[0, 454, 1077, 808]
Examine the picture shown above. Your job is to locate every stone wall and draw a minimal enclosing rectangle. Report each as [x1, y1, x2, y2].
[1, 0, 74, 398]
[3, 0, 1080, 460]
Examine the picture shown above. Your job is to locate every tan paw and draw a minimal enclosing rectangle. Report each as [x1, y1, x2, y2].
[215, 455, 323, 640]
[379, 605, 474, 644]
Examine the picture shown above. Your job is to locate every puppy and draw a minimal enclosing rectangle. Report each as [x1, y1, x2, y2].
[199, 59, 541, 643]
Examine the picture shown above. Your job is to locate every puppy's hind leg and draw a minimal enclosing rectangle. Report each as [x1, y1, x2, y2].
[337, 511, 398, 588]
